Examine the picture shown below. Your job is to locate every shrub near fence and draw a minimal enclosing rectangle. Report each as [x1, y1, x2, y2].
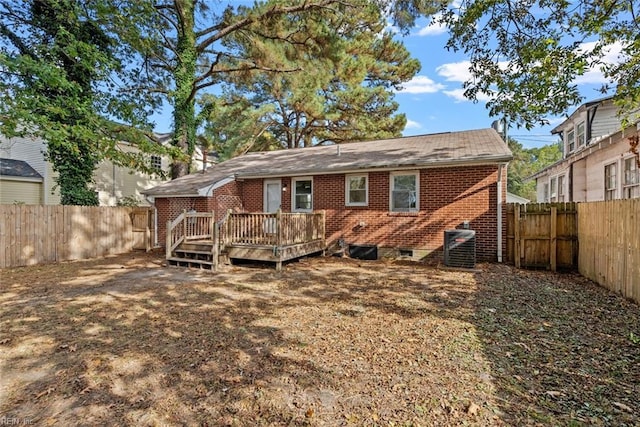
[578, 199, 640, 304]
[0, 205, 141, 269]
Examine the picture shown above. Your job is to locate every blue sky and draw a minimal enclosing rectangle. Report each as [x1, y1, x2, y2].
[151, 2, 623, 150]
[394, 16, 624, 149]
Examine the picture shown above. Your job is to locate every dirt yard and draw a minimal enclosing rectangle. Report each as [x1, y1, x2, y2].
[0, 251, 638, 426]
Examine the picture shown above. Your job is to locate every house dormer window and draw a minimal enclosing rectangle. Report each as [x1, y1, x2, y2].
[576, 122, 586, 147]
[566, 128, 575, 153]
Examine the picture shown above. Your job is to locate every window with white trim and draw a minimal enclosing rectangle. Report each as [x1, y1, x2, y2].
[345, 174, 368, 206]
[292, 177, 313, 211]
[623, 157, 639, 199]
[550, 177, 557, 202]
[543, 183, 549, 202]
[576, 122, 586, 147]
[390, 171, 419, 212]
[604, 162, 617, 200]
[558, 175, 566, 202]
[566, 128, 575, 153]
[150, 155, 162, 171]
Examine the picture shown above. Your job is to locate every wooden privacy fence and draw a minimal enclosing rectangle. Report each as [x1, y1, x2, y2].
[506, 202, 578, 271]
[0, 205, 153, 269]
[578, 199, 640, 304]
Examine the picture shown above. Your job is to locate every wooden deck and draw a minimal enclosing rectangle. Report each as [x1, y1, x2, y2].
[166, 210, 325, 270]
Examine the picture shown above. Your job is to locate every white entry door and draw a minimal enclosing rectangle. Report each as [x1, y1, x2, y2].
[263, 180, 281, 234]
[264, 179, 282, 212]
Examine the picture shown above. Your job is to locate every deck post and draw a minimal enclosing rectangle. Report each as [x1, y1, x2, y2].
[182, 209, 187, 241]
[320, 210, 326, 255]
[276, 208, 283, 247]
[212, 216, 219, 272]
[226, 209, 233, 245]
[166, 220, 172, 260]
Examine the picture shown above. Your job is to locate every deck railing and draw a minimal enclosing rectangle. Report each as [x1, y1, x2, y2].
[166, 209, 325, 259]
[220, 210, 325, 247]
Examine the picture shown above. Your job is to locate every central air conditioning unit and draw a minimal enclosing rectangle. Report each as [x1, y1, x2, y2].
[444, 229, 476, 268]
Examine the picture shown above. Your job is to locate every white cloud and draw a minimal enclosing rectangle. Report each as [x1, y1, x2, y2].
[417, 14, 447, 36]
[443, 88, 493, 103]
[436, 61, 472, 82]
[397, 75, 445, 94]
[405, 119, 422, 129]
[574, 40, 626, 85]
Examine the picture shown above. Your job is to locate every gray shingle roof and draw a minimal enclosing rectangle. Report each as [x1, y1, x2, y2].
[0, 158, 43, 179]
[143, 128, 512, 197]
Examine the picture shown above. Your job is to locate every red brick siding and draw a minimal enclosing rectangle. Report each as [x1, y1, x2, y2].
[155, 165, 506, 261]
[155, 180, 243, 245]
[236, 165, 503, 261]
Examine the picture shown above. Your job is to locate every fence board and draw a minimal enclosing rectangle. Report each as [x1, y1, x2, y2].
[578, 199, 640, 304]
[506, 202, 578, 270]
[0, 205, 140, 269]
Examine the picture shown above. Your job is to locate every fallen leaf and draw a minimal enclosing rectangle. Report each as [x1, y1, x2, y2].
[467, 402, 480, 416]
[545, 391, 564, 398]
[613, 402, 633, 413]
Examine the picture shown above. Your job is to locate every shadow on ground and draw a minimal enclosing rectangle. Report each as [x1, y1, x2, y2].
[0, 252, 638, 426]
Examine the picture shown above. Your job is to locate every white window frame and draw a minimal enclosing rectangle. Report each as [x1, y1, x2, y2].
[576, 121, 586, 148]
[604, 162, 617, 200]
[557, 174, 566, 202]
[543, 183, 550, 202]
[566, 128, 576, 153]
[292, 176, 313, 212]
[622, 156, 639, 199]
[550, 177, 558, 202]
[389, 171, 419, 212]
[345, 174, 368, 206]
[150, 155, 162, 171]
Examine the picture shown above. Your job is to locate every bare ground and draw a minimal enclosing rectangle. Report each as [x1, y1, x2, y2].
[0, 251, 638, 426]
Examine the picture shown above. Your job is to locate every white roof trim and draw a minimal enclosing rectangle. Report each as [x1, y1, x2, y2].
[197, 175, 235, 197]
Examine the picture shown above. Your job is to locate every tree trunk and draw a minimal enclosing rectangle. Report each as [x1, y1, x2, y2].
[171, 0, 197, 179]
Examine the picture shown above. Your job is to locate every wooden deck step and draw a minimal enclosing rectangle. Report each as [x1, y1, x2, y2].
[174, 249, 214, 256]
[167, 257, 214, 269]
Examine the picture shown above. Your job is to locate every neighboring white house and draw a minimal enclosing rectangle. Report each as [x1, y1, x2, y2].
[530, 96, 639, 202]
[0, 133, 214, 205]
[506, 192, 530, 204]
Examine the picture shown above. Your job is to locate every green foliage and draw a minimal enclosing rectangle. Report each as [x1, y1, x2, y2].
[201, 3, 420, 155]
[437, 0, 640, 128]
[116, 195, 143, 207]
[507, 138, 562, 201]
[0, 0, 171, 205]
[116, 0, 435, 176]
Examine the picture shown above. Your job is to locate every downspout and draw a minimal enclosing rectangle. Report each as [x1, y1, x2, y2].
[497, 163, 505, 262]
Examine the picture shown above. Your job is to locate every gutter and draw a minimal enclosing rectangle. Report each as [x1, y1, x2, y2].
[497, 163, 506, 263]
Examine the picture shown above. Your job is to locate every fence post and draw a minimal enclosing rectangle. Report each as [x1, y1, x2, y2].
[514, 204, 521, 268]
[550, 206, 557, 272]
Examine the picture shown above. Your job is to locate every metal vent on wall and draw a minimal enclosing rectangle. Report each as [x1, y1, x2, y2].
[444, 230, 476, 268]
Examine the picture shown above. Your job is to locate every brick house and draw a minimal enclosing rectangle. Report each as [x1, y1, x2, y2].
[143, 128, 512, 262]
